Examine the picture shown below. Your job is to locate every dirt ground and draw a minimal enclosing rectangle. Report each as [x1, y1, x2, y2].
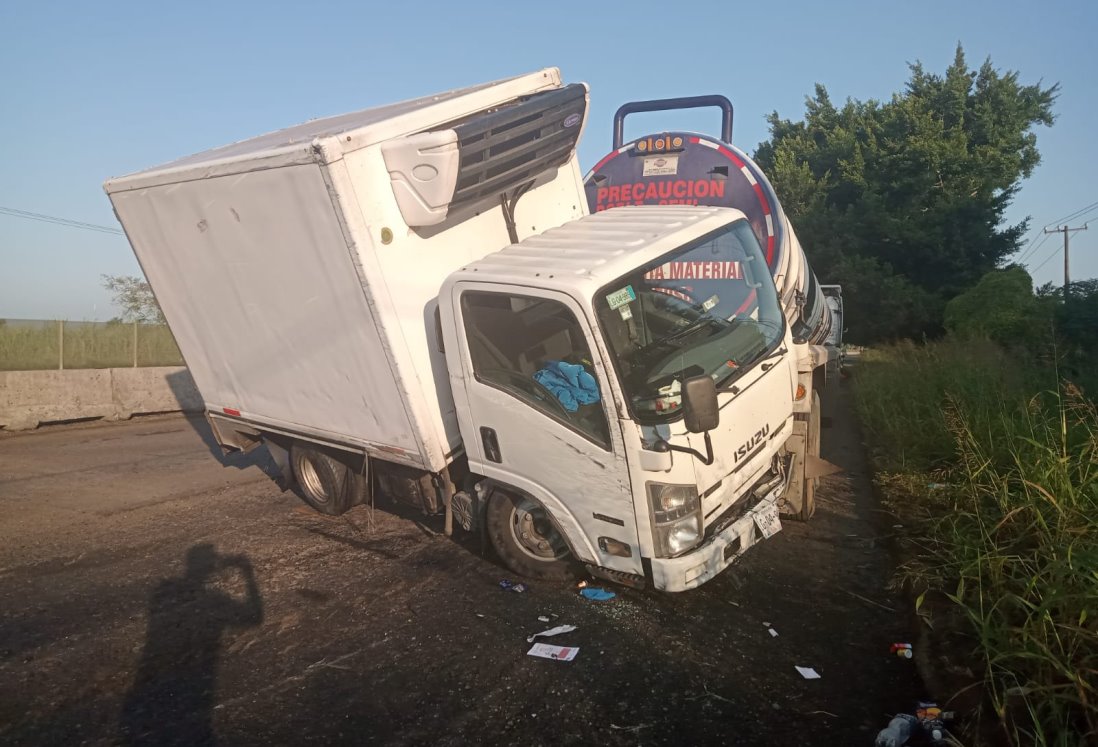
[0, 383, 925, 746]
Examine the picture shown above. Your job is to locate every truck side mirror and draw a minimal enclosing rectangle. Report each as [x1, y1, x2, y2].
[682, 375, 719, 433]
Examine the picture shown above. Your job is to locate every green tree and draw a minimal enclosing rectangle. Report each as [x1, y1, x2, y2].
[101, 274, 164, 324]
[943, 266, 1049, 344]
[754, 46, 1057, 343]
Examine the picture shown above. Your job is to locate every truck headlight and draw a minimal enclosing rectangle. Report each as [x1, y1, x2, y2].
[647, 483, 702, 558]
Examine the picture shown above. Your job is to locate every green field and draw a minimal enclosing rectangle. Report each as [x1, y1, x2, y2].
[0, 321, 184, 371]
[853, 339, 1097, 745]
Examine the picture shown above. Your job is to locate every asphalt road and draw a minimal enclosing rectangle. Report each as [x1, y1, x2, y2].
[0, 384, 923, 746]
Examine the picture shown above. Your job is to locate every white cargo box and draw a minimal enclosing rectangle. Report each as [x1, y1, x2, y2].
[105, 69, 590, 472]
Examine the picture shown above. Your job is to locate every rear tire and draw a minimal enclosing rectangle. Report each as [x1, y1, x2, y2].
[290, 443, 367, 516]
[486, 490, 576, 580]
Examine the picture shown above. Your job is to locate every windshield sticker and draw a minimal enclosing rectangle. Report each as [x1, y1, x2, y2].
[619, 305, 633, 321]
[702, 295, 719, 312]
[605, 285, 636, 310]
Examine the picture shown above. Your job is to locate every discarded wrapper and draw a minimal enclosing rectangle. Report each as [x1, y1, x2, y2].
[526, 624, 578, 643]
[527, 643, 578, 662]
[795, 666, 821, 680]
[768, 628, 779, 638]
[537, 616, 550, 623]
[499, 579, 529, 593]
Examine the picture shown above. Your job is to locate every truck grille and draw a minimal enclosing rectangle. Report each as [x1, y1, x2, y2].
[449, 84, 587, 210]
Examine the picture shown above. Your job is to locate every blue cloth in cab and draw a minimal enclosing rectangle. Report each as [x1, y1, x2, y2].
[533, 361, 600, 412]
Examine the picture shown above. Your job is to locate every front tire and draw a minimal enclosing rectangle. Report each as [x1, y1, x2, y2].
[290, 443, 367, 516]
[486, 490, 576, 580]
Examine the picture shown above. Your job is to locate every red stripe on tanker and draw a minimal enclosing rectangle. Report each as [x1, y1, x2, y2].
[583, 132, 782, 272]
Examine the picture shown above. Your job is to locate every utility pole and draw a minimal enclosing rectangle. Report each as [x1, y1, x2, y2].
[1044, 223, 1088, 291]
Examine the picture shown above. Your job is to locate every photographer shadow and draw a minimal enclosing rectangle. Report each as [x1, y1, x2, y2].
[119, 544, 263, 746]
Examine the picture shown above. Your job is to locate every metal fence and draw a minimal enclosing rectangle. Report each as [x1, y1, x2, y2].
[0, 319, 184, 371]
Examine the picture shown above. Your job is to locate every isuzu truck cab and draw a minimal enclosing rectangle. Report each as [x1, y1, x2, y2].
[105, 69, 838, 591]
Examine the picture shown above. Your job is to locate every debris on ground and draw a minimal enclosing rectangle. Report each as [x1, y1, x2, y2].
[767, 627, 779, 638]
[794, 666, 821, 680]
[874, 713, 917, 747]
[874, 704, 954, 746]
[915, 703, 952, 743]
[874, 703, 953, 742]
[526, 643, 579, 661]
[579, 587, 615, 601]
[526, 624, 578, 643]
[537, 615, 550, 623]
[575, 580, 589, 589]
[499, 579, 529, 593]
[890, 642, 913, 658]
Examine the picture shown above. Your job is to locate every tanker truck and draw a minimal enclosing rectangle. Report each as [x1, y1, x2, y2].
[104, 70, 838, 592]
[583, 96, 840, 526]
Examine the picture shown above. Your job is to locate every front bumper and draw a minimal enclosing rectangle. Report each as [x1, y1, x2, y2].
[648, 479, 784, 592]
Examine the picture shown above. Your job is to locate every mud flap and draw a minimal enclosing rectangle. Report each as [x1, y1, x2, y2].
[264, 440, 295, 490]
[779, 429, 807, 516]
[804, 454, 842, 480]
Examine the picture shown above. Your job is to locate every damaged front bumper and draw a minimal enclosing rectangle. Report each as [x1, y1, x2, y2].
[648, 468, 788, 592]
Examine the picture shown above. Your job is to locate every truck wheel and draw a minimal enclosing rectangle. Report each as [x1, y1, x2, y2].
[290, 443, 365, 516]
[486, 491, 576, 580]
[795, 392, 822, 521]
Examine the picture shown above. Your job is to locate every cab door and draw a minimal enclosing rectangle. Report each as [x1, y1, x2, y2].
[447, 283, 641, 574]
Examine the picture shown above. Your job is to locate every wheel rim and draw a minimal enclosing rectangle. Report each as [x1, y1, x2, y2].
[509, 497, 569, 562]
[298, 455, 330, 504]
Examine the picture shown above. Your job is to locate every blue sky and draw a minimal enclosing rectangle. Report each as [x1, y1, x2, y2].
[1, 0, 1095, 320]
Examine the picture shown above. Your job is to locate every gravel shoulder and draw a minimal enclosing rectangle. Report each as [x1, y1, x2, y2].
[0, 385, 923, 745]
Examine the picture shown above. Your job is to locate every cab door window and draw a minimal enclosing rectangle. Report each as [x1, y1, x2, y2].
[461, 291, 611, 449]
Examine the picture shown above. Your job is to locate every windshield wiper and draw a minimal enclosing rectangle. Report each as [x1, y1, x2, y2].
[760, 346, 787, 372]
[715, 345, 786, 392]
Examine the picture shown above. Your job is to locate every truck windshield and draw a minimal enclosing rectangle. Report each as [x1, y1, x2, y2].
[595, 220, 784, 423]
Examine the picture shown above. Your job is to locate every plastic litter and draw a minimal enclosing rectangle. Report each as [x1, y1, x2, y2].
[768, 628, 779, 638]
[527, 643, 579, 661]
[875, 713, 917, 747]
[526, 624, 578, 643]
[794, 666, 821, 680]
[576, 580, 589, 589]
[499, 579, 529, 593]
[890, 642, 913, 658]
[875, 705, 953, 746]
[580, 587, 616, 601]
[537, 615, 550, 623]
[916, 702, 952, 743]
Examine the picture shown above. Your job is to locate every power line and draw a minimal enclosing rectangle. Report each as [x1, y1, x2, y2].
[1031, 245, 1061, 274]
[1015, 198, 1098, 264]
[1046, 199, 1098, 228]
[1017, 232, 1051, 265]
[0, 206, 124, 235]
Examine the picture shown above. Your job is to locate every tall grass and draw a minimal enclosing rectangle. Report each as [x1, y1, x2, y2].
[0, 321, 184, 371]
[854, 339, 1097, 746]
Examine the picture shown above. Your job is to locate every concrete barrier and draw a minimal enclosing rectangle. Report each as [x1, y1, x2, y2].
[0, 367, 203, 431]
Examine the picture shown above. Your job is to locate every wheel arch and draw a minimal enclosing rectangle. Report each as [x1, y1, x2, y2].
[480, 478, 599, 564]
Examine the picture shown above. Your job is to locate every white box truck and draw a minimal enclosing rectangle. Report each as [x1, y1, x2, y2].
[105, 69, 838, 591]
